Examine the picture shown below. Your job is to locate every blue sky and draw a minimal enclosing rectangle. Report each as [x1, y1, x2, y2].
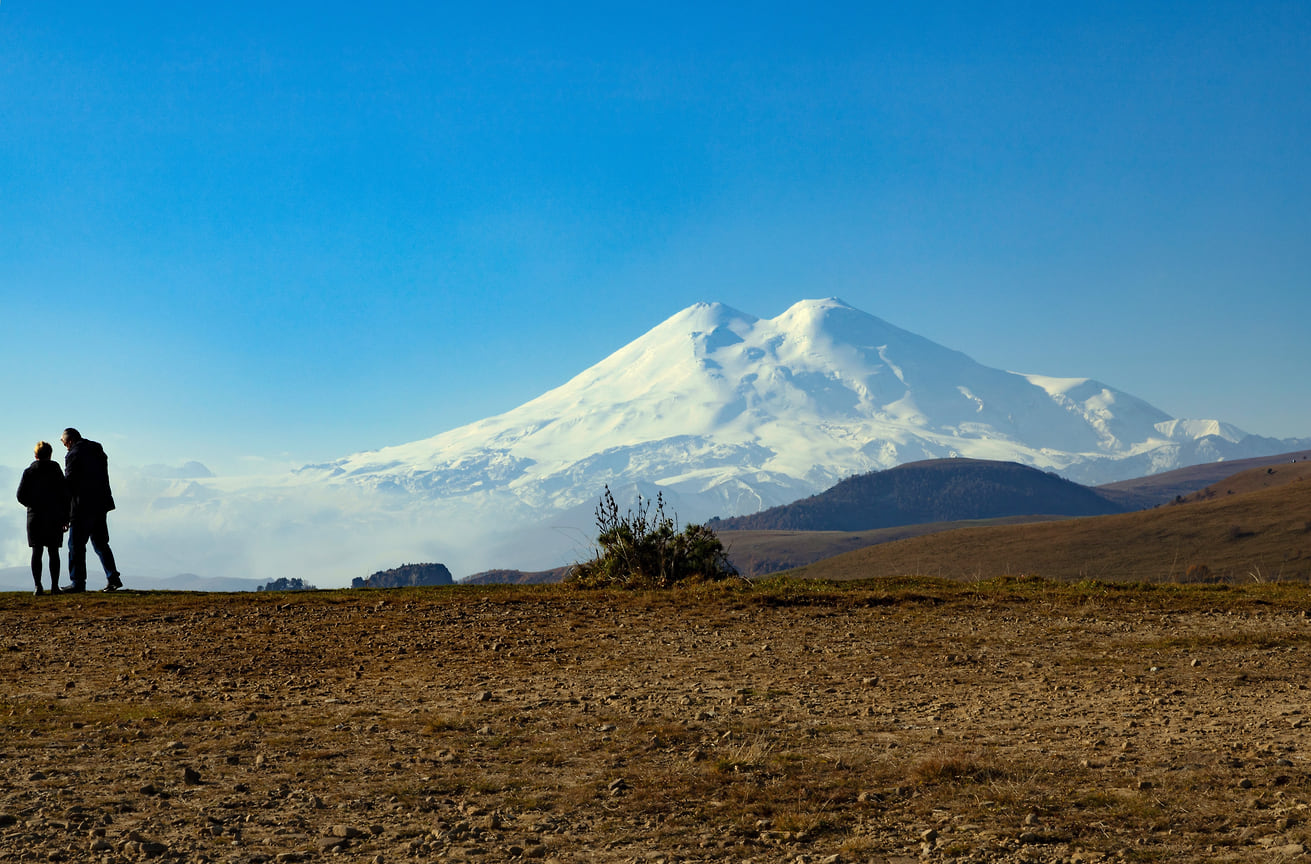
[3, 2, 1309, 476]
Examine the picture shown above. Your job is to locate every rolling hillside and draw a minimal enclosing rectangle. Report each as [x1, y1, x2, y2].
[786, 463, 1311, 583]
[710, 458, 1125, 532]
[1095, 449, 1311, 509]
[464, 454, 1311, 583]
[718, 516, 1069, 577]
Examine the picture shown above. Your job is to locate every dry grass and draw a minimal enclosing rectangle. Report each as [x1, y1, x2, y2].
[789, 476, 1311, 584]
[3, 580, 1311, 861]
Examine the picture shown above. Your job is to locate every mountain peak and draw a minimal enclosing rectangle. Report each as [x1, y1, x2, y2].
[662, 300, 757, 330]
[782, 296, 856, 314]
[289, 297, 1302, 573]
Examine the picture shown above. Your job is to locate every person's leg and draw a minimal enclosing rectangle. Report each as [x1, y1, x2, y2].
[30, 547, 44, 594]
[67, 518, 89, 591]
[88, 511, 121, 590]
[48, 545, 62, 593]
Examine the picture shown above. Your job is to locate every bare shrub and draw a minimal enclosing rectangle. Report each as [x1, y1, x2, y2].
[568, 486, 740, 589]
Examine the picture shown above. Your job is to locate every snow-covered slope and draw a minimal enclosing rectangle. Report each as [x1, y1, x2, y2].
[297, 298, 1300, 529]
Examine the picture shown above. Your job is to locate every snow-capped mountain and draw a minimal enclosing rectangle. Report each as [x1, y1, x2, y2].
[295, 298, 1301, 543]
[5, 297, 1300, 587]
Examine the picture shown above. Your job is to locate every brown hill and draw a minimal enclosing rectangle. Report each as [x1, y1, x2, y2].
[719, 515, 1068, 577]
[462, 566, 572, 585]
[711, 458, 1123, 532]
[787, 472, 1311, 583]
[1095, 449, 1311, 509]
[1181, 459, 1311, 502]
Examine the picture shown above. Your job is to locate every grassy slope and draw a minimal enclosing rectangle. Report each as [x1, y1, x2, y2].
[1095, 448, 1311, 509]
[785, 463, 1311, 583]
[719, 516, 1069, 577]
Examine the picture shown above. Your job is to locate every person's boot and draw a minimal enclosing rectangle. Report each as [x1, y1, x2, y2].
[33, 579, 44, 596]
[49, 582, 62, 595]
[104, 572, 123, 592]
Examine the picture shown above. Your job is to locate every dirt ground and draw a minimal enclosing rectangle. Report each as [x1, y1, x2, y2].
[3, 580, 1311, 863]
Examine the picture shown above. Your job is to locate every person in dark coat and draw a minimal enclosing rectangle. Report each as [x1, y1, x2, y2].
[16, 441, 71, 595]
[61, 428, 124, 593]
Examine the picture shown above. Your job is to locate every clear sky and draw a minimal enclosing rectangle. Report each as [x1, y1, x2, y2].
[3, 2, 1309, 478]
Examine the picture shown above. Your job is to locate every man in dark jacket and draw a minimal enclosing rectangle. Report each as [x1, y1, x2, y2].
[62, 428, 124, 592]
[16, 440, 71, 595]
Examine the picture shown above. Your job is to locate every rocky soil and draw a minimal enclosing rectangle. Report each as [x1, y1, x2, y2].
[3, 580, 1311, 863]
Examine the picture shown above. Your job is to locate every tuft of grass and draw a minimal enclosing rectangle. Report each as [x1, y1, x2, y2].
[912, 750, 1008, 785]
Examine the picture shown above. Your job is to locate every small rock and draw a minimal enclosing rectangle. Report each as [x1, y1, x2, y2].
[475, 690, 493, 702]
[329, 824, 366, 838]
[1238, 778, 1253, 789]
[182, 766, 202, 785]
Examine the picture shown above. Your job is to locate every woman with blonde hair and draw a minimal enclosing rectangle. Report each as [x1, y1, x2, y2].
[16, 441, 70, 595]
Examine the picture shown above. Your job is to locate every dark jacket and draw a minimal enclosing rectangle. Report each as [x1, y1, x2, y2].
[17, 459, 71, 548]
[64, 439, 116, 518]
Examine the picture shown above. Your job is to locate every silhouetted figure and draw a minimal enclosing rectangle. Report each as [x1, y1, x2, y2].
[61, 428, 123, 592]
[16, 441, 70, 595]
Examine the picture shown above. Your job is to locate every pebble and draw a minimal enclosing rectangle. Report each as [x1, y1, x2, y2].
[328, 824, 366, 838]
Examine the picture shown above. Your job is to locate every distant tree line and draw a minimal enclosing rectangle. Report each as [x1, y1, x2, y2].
[257, 577, 317, 592]
[352, 563, 454, 589]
